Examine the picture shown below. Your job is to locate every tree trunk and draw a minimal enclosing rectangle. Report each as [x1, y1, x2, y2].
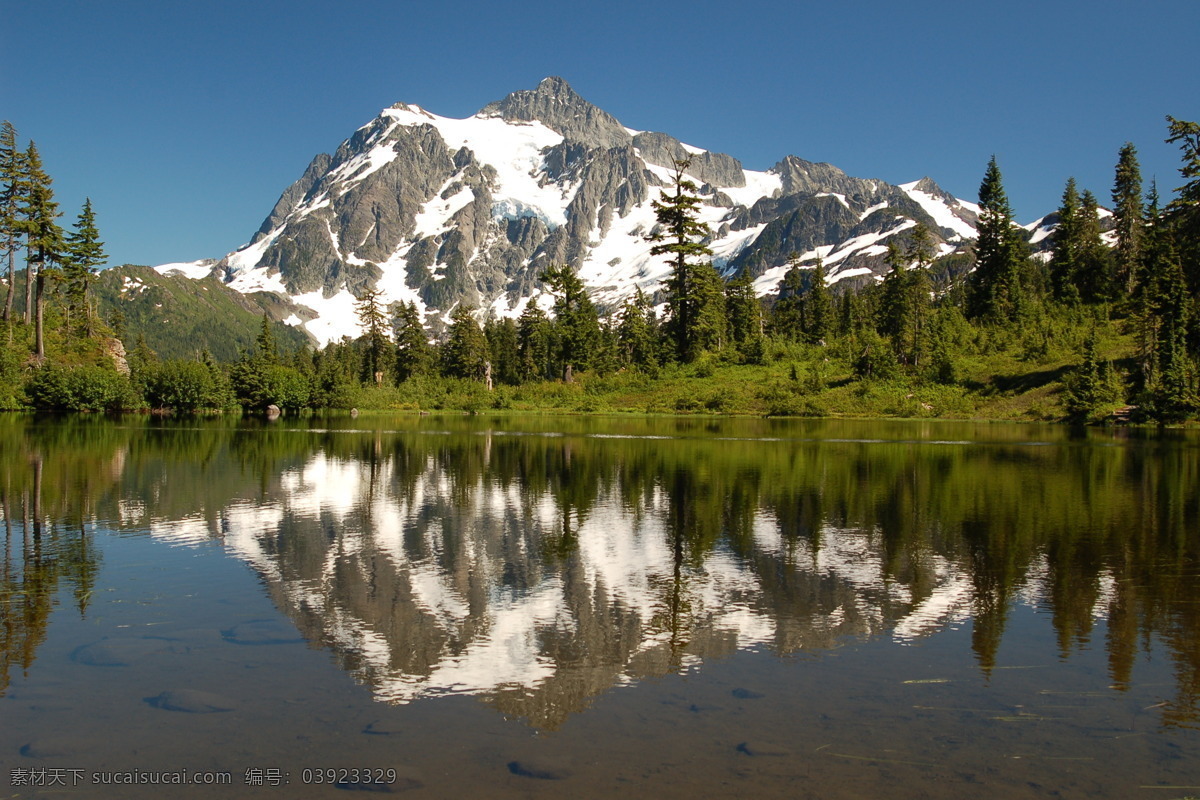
[23, 250, 33, 325]
[34, 269, 45, 362]
[2, 247, 13, 322]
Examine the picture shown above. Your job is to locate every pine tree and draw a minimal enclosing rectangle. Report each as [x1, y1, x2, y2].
[1076, 189, 1110, 302]
[63, 198, 106, 338]
[724, 271, 762, 357]
[1165, 116, 1200, 291]
[393, 301, 432, 382]
[542, 263, 600, 379]
[647, 158, 721, 361]
[354, 288, 391, 384]
[967, 157, 1025, 322]
[804, 257, 832, 346]
[19, 141, 63, 360]
[484, 317, 521, 385]
[442, 304, 489, 381]
[255, 314, 279, 364]
[770, 255, 806, 341]
[517, 302, 553, 382]
[1111, 143, 1144, 296]
[1049, 177, 1082, 303]
[0, 121, 23, 324]
[617, 288, 658, 371]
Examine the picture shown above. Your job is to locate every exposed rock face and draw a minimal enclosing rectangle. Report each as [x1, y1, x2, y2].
[479, 76, 631, 148]
[210, 77, 987, 346]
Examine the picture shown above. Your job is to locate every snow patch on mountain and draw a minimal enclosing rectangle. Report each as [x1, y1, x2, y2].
[899, 180, 977, 240]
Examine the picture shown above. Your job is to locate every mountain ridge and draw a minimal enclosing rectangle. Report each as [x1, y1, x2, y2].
[161, 78, 1001, 346]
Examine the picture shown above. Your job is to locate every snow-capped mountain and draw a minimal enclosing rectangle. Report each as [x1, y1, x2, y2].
[162, 77, 985, 346]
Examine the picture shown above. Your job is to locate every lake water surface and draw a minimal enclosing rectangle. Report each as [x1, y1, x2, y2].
[2, 414, 1199, 798]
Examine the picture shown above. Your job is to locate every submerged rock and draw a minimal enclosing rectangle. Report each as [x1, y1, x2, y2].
[507, 759, 571, 780]
[71, 637, 185, 666]
[221, 619, 305, 646]
[147, 689, 236, 713]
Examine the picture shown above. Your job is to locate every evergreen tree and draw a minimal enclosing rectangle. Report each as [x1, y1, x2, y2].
[63, 198, 106, 337]
[724, 271, 762, 357]
[1076, 189, 1110, 302]
[354, 288, 391, 384]
[484, 317, 521, 385]
[803, 257, 832, 345]
[517, 302, 554, 382]
[255, 314, 279, 364]
[770, 256, 806, 341]
[0, 121, 23, 323]
[1049, 177, 1083, 303]
[616, 288, 658, 371]
[442, 304, 490, 380]
[542, 263, 600, 379]
[967, 157, 1025, 322]
[19, 141, 64, 360]
[393, 301, 432, 382]
[1165, 116, 1200, 290]
[647, 158, 722, 361]
[1111, 142, 1144, 296]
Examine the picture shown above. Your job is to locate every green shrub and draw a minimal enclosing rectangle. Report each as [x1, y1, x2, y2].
[26, 364, 138, 412]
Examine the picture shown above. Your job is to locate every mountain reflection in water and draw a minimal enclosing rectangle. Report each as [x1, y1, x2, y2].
[2, 414, 1200, 732]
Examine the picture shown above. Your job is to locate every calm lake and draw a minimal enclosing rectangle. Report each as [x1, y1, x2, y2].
[1, 413, 1199, 798]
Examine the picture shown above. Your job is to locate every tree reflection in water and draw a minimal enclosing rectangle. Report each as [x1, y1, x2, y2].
[1, 414, 1199, 731]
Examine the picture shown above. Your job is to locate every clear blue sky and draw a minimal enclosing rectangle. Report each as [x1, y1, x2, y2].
[3, 0, 1196, 268]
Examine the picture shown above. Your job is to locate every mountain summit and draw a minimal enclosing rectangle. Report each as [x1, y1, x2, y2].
[166, 78, 984, 346]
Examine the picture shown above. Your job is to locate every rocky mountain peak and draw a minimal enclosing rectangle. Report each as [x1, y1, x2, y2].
[478, 76, 632, 149]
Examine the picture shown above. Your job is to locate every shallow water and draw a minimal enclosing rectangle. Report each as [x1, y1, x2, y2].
[1, 414, 1199, 797]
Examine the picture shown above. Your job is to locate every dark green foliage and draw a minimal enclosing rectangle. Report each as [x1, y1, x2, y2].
[25, 363, 137, 412]
[648, 159, 724, 361]
[1111, 143, 1144, 296]
[1063, 328, 1122, 420]
[968, 157, 1026, 322]
[355, 288, 392, 384]
[518, 302, 554, 381]
[1165, 116, 1200, 291]
[393, 301, 433, 382]
[542, 263, 601, 378]
[1076, 190, 1110, 302]
[616, 288, 658, 371]
[63, 198, 105, 337]
[442, 304, 490, 381]
[1, 121, 21, 322]
[725, 271, 763, 358]
[1050, 178, 1083, 304]
[484, 317, 521, 385]
[143, 359, 233, 412]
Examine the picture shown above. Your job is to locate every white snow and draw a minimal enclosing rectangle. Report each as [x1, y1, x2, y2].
[412, 182, 476, 239]
[154, 260, 215, 280]
[898, 180, 977, 240]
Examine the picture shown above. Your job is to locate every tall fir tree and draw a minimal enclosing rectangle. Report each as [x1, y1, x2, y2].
[19, 141, 63, 360]
[442, 304, 490, 381]
[647, 158, 723, 361]
[517, 302, 554, 382]
[63, 198, 106, 338]
[0, 121, 23, 323]
[770, 255, 806, 341]
[724, 271, 762, 357]
[1111, 142, 1144, 296]
[354, 287, 391, 384]
[542, 263, 600, 380]
[392, 301, 432, 382]
[1049, 177, 1083, 304]
[616, 288, 658, 371]
[967, 157, 1025, 322]
[1165, 116, 1200, 291]
[804, 257, 832, 346]
[1076, 189, 1110, 302]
